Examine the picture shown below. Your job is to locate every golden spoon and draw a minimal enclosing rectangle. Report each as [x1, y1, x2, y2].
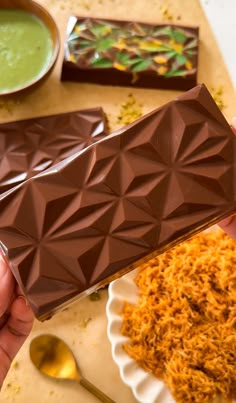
[30, 334, 116, 403]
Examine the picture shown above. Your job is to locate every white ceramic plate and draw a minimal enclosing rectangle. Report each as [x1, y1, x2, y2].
[106, 268, 233, 403]
[106, 269, 175, 403]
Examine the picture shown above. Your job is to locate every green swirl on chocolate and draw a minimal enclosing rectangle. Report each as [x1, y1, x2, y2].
[66, 18, 198, 78]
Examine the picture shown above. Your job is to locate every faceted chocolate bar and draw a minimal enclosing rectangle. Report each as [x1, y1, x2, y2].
[61, 16, 199, 90]
[0, 108, 107, 194]
[0, 84, 236, 321]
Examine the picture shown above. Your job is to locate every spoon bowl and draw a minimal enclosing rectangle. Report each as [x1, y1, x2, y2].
[30, 334, 115, 403]
[30, 334, 79, 381]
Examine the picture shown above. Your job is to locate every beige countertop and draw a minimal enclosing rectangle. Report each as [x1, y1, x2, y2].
[0, 1, 236, 402]
[1, 290, 137, 403]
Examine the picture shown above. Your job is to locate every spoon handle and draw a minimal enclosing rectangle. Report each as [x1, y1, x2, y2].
[79, 376, 116, 403]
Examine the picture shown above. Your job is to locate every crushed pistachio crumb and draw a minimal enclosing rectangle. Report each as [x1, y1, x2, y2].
[12, 360, 19, 369]
[0, 96, 24, 114]
[117, 94, 143, 125]
[13, 385, 21, 394]
[160, 5, 173, 21]
[89, 291, 101, 301]
[7, 383, 21, 394]
[80, 0, 90, 10]
[104, 113, 111, 133]
[210, 85, 226, 110]
[80, 317, 92, 328]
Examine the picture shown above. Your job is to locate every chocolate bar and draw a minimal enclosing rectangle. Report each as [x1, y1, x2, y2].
[0, 108, 107, 194]
[61, 16, 199, 90]
[0, 84, 235, 321]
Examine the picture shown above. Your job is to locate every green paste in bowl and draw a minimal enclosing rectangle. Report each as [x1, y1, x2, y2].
[0, 9, 53, 94]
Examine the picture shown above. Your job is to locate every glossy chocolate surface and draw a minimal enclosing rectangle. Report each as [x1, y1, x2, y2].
[61, 16, 199, 90]
[0, 108, 107, 194]
[0, 84, 235, 320]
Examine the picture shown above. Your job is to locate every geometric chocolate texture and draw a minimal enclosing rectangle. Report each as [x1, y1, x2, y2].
[0, 108, 107, 194]
[0, 84, 236, 320]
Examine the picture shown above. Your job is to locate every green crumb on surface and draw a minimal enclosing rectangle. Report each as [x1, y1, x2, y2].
[160, 5, 173, 21]
[117, 94, 143, 125]
[12, 360, 19, 369]
[13, 384, 21, 394]
[81, 0, 90, 10]
[80, 317, 92, 328]
[0, 96, 23, 114]
[0, 98, 13, 113]
[6, 383, 21, 394]
[89, 291, 101, 301]
[210, 85, 226, 110]
[104, 113, 111, 133]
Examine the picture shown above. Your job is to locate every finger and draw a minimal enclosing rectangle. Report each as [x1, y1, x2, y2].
[0, 296, 34, 358]
[219, 215, 236, 240]
[0, 291, 16, 328]
[0, 296, 34, 388]
[15, 284, 27, 300]
[0, 254, 15, 318]
[0, 313, 10, 329]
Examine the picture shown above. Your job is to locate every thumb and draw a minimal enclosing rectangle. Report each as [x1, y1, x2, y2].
[0, 255, 15, 318]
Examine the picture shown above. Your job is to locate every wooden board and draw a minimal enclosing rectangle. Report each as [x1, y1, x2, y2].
[1, 1, 235, 402]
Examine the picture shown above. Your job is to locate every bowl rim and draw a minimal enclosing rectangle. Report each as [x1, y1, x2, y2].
[0, 0, 61, 96]
[106, 270, 175, 403]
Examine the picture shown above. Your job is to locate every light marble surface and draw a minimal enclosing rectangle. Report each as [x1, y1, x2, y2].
[200, 0, 236, 88]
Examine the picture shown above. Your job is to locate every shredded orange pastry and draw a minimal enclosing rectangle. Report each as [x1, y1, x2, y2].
[121, 230, 236, 403]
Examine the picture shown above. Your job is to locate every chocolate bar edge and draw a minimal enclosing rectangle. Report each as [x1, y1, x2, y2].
[61, 16, 199, 91]
[37, 207, 236, 321]
[1, 84, 235, 321]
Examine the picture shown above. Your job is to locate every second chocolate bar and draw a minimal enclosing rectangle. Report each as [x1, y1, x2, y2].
[0, 84, 235, 320]
[0, 108, 107, 194]
[61, 16, 199, 90]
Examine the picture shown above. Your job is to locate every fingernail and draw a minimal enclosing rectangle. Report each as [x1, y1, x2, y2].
[0, 254, 8, 276]
[232, 116, 236, 128]
[17, 295, 29, 306]
[0, 253, 6, 265]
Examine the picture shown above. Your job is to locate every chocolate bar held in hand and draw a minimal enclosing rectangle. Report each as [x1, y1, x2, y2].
[0, 108, 107, 194]
[61, 16, 199, 90]
[0, 84, 236, 321]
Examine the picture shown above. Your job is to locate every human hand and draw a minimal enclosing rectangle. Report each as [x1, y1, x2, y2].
[219, 117, 236, 238]
[0, 253, 34, 389]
